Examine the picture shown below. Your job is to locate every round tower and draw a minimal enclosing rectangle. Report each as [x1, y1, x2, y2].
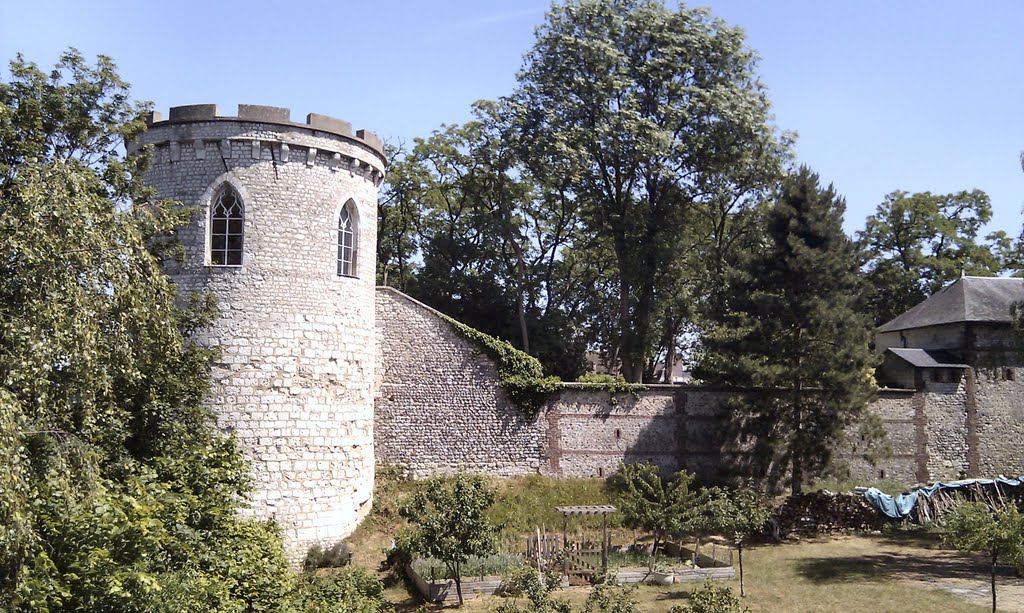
[136, 104, 385, 561]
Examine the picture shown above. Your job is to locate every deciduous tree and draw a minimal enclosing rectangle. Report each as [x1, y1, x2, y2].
[943, 501, 1024, 613]
[399, 473, 500, 606]
[858, 189, 1006, 325]
[0, 50, 291, 611]
[513, 0, 788, 381]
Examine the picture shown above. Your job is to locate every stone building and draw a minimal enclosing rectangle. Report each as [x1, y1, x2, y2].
[136, 104, 386, 561]
[137, 102, 1024, 562]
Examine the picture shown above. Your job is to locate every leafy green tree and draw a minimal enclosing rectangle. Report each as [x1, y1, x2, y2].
[943, 501, 1024, 613]
[608, 463, 705, 566]
[513, 0, 788, 381]
[376, 141, 425, 291]
[384, 101, 591, 378]
[858, 189, 1006, 324]
[0, 50, 291, 610]
[399, 473, 500, 606]
[696, 167, 876, 494]
[706, 488, 771, 597]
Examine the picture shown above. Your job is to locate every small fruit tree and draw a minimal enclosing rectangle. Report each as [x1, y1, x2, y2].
[943, 500, 1024, 613]
[399, 473, 500, 606]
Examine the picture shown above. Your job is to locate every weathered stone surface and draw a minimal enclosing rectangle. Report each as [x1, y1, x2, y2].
[138, 110, 384, 564]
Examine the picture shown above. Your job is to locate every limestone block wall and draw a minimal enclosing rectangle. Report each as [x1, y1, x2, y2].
[922, 376, 970, 481]
[373, 286, 1024, 488]
[546, 388, 682, 478]
[974, 370, 1024, 476]
[137, 104, 385, 561]
[843, 390, 919, 484]
[374, 288, 547, 476]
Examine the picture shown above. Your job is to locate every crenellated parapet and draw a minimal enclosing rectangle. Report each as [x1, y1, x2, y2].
[138, 104, 386, 186]
[138, 101, 383, 566]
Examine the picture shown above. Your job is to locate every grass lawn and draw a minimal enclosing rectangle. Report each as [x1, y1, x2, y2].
[345, 473, 1024, 612]
[393, 532, 1015, 612]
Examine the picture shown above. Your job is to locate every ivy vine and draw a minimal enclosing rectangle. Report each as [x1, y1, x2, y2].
[440, 315, 646, 420]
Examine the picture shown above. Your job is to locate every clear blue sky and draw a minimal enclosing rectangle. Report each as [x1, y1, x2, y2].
[2, 0, 1022, 236]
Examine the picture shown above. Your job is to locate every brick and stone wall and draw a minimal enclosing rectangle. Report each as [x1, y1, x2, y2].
[375, 286, 1024, 488]
[137, 104, 385, 562]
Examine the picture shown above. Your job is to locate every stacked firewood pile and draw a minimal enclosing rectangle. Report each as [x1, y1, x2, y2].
[915, 481, 1024, 525]
[772, 490, 890, 535]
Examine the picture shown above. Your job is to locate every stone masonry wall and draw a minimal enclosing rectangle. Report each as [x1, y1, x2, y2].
[974, 369, 1024, 476]
[138, 104, 385, 563]
[374, 288, 547, 476]
[922, 375, 970, 481]
[374, 288, 1023, 487]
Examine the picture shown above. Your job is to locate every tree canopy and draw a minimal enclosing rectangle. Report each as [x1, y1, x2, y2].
[511, 0, 788, 381]
[696, 167, 876, 493]
[858, 189, 1007, 325]
[0, 50, 292, 611]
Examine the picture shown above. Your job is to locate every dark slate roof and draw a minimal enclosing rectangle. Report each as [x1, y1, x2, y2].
[886, 348, 970, 369]
[877, 276, 1024, 333]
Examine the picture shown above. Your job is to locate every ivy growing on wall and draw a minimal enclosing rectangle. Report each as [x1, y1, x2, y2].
[439, 314, 645, 419]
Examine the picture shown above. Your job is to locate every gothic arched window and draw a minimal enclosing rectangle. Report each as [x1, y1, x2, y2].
[210, 185, 244, 266]
[337, 201, 358, 277]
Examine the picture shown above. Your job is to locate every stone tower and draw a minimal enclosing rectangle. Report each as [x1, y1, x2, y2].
[135, 104, 385, 560]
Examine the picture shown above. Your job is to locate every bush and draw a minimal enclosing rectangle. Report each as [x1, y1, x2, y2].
[497, 564, 570, 613]
[293, 567, 392, 613]
[304, 542, 353, 571]
[670, 580, 749, 613]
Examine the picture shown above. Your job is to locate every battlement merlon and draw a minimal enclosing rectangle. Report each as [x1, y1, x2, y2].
[143, 104, 386, 164]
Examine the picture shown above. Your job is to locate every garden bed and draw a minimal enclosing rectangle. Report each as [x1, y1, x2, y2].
[609, 542, 736, 584]
[405, 554, 522, 603]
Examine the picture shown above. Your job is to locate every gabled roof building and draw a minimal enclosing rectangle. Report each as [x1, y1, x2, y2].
[875, 276, 1024, 389]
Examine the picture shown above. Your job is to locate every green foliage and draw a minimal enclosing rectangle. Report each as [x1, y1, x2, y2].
[412, 553, 522, 581]
[0, 50, 293, 611]
[943, 501, 1024, 613]
[571, 373, 647, 396]
[440, 312, 561, 419]
[293, 567, 393, 613]
[696, 166, 877, 494]
[385, 102, 592, 381]
[488, 475, 618, 539]
[858, 190, 1007, 325]
[670, 580, 749, 613]
[607, 463, 707, 562]
[399, 473, 500, 605]
[304, 542, 353, 572]
[580, 579, 638, 613]
[497, 564, 571, 613]
[514, 0, 789, 381]
[705, 488, 771, 596]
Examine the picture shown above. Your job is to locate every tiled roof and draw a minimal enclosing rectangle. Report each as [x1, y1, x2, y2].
[877, 276, 1024, 333]
[886, 348, 969, 369]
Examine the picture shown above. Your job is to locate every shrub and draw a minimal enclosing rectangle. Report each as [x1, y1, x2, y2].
[294, 567, 392, 613]
[670, 580, 749, 613]
[304, 542, 353, 571]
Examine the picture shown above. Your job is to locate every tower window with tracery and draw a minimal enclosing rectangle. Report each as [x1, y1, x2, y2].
[338, 201, 357, 277]
[210, 185, 244, 266]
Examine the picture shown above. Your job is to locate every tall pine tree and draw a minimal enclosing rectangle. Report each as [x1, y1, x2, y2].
[697, 166, 876, 493]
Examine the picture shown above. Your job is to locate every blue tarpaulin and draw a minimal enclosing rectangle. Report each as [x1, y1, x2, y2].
[862, 476, 1024, 520]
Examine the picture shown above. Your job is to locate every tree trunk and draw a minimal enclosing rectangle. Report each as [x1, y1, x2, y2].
[791, 337, 804, 495]
[453, 561, 464, 606]
[738, 543, 745, 597]
[991, 553, 997, 613]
